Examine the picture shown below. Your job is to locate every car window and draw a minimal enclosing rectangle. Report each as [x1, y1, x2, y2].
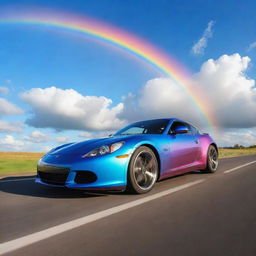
[122, 127, 145, 135]
[169, 121, 187, 134]
[189, 124, 199, 135]
[114, 119, 169, 135]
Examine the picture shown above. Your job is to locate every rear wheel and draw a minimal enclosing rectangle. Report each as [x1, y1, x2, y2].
[127, 146, 158, 194]
[202, 145, 219, 173]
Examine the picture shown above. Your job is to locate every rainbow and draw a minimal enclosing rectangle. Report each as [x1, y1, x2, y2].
[0, 7, 217, 130]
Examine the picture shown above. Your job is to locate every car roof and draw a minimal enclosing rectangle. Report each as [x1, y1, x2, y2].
[134, 118, 184, 123]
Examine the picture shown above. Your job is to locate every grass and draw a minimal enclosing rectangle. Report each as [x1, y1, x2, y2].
[0, 152, 44, 177]
[218, 148, 256, 158]
[0, 148, 255, 177]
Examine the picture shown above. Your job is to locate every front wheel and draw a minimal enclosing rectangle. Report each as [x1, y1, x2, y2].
[202, 145, 219, 173]
[127, 146, 158, 194]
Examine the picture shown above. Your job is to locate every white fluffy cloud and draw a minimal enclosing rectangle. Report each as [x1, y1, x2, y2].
[0, 98, 23, 116]
[23, 130, 50, 143]
[120, 78, 205, 128]
[0, 135, 25, 151]
[18, 53, 256, 146]
[192, 20, 215, 55]
[194, 53, 256, 128]
[122, 53, 256, 130]
[0, 120, 24, 133]
[21, 87, 125, 131]
[139, 78, 205, 125]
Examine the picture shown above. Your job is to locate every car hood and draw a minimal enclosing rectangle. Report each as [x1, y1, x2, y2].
[48, 135, 134, 156]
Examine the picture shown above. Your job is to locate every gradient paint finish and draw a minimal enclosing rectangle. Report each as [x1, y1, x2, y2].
[0, 7, 217, 131]
[36, 118, 216, 190]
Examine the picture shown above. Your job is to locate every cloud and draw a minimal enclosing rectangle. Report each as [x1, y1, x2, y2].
[215, 128, 256, 147]
[78, 131, 94, 140]
[120, 78, 205, 129]
[20, 87, 125, 131]
[0, 135, 25, 151]
[79, 130, 111, 140]
[121, 54, 256, 131]
[247, 42, 256, 52]
[23, 130, 51, 143]
[193, 53, 256, 128]
[56, 136, 69, 143]
[0, 120, 24, 133]
[191, 20, 215, 55]
[139, 78, 203, 125]
[0, 98, 23, 116]
[18, 54, 256, 147]
[0, 87, 9, 95]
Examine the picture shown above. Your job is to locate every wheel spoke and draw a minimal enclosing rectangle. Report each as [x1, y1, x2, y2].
[135, 156, 143, 169]
[133, 150, 158, 190]
[136, 173, 144, 183]
[209, 148, 218, 170]
[134, 167, 142, 175]
[145, 170, 155, 179]
[143, 156, 148, 166]
[212, 159, 217, 165]
[146, 158, 154, 169]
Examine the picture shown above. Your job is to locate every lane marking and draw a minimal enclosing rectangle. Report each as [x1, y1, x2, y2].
[0, 179, 204, 255]
[0, 178, 35, 183]
[224, 160, 256, 174]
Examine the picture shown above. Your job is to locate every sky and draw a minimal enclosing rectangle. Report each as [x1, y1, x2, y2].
[0, 0, 256, 151]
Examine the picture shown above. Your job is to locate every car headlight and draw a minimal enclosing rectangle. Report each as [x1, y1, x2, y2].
[83, 141, 125, 158]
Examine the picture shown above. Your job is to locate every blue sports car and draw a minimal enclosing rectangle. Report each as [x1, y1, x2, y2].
[36, 118, 218, 194]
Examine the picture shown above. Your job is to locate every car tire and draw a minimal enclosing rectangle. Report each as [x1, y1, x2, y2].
[202, 145, 219, 173]
[127, 146, 158, 194]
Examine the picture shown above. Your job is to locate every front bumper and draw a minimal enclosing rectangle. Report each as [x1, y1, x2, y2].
[36, 153, 130, 191]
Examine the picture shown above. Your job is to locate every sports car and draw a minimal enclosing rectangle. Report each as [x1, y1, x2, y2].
[36, 118, 218, 194]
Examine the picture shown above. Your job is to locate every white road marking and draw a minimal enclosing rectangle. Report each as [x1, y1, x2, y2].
[0, 177, 35, 183]
[0, 179, 204, 255]
[224, 160, 256, 174]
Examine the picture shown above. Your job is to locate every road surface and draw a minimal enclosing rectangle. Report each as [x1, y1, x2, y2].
[0, 154, 256, 256]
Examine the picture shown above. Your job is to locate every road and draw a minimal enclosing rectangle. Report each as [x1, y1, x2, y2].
[0, 154, 256, 256]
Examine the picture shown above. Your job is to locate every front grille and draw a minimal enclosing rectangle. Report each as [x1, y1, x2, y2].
[37, 164, 70, 185]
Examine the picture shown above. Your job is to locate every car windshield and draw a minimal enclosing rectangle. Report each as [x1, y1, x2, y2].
[114, 119, 170, 136]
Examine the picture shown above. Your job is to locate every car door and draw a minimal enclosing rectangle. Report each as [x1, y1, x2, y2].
[167, 121, 200, 170]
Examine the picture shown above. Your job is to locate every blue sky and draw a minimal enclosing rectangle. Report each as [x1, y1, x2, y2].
[0, 0, 256, 151]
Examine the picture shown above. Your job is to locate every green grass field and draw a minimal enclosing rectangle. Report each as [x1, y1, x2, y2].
[0, 148, 256, 177]
[0, 152, 44, 177]
[219, 148, 256, 158]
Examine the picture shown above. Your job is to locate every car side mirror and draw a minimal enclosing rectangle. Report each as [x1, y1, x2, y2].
[171, 126, 189, 134]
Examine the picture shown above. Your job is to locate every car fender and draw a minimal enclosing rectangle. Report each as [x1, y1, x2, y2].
[199, 134, 217, 167]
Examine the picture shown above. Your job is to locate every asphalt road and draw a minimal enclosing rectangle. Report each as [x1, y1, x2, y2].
[0, 154, 256, 256]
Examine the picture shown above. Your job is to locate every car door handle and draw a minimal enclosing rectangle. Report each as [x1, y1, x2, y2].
[194, 140, 199, 144]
